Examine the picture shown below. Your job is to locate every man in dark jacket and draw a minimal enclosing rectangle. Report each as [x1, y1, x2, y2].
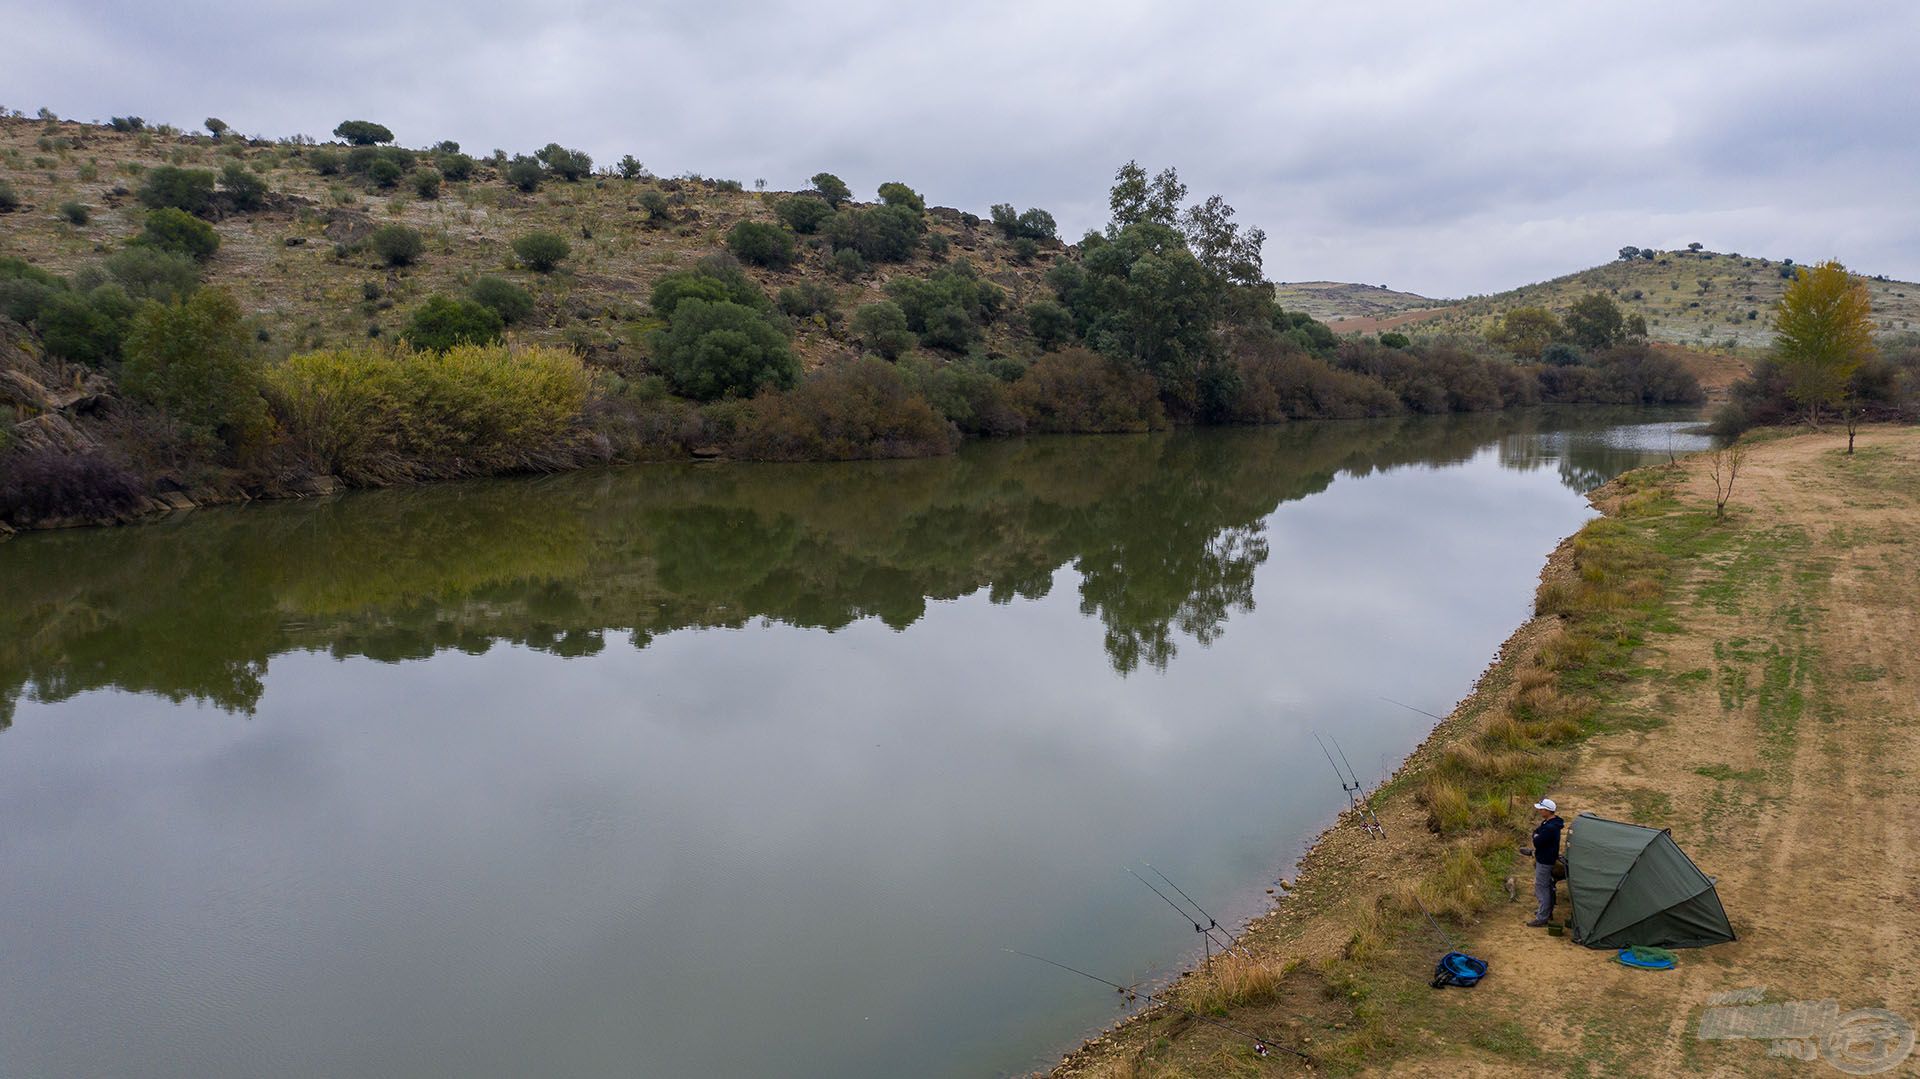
[1523, 798, 1565, 927]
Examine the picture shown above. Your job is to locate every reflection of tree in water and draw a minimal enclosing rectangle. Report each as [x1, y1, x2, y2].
[0, 409, 1693, 722]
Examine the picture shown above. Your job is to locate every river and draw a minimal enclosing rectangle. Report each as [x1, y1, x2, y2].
[0, 409, 1708, 1078]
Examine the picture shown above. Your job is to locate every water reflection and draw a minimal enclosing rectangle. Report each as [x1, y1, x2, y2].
[0, 407, 1710, 1079]
[0, 409, 1704, 726]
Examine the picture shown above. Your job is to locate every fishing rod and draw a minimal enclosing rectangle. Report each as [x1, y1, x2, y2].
[1408, 893, 1459, 952]
[1313, 732, 1386, 839]
[1379, 695, 1447, 722]
[1006, 949, 1317, 1065]
[1126, 867, 1236, 962]
[1144, 862, 1239, 949]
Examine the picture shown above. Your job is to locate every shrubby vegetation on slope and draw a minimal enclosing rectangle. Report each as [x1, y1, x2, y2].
[0, 114, 1709, 529]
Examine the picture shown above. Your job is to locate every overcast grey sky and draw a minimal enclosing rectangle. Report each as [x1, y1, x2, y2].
[8, 1, 1917, 296]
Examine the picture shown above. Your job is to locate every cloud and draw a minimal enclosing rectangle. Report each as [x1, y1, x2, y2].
[5, 0, 1917, 295]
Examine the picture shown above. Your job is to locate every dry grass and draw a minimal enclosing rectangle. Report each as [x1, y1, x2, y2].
[1182, 951, 1292, 1013]
[1419, 774, 1472, 833]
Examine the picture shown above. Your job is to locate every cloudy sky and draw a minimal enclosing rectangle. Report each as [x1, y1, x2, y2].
[8, 1, 1917, 296]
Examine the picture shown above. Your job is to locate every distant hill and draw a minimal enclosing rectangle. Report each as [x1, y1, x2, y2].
[1367, 250, 1920, 348]
[1271, 280, 1446, 322]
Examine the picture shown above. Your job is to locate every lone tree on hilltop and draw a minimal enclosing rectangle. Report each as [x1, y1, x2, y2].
[205, 117, 228, 139]
[1773, 260, 1873, 428]
[1687, 241, 1704, 252]
[811, 172, 852, 207]
[333, 120, 394, 146]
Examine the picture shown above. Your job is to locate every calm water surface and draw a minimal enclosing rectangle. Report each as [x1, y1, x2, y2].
[0, 410, 1707, 1078]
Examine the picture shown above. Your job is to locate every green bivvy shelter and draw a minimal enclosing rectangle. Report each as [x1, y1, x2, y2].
[1565, 812, 1734, 949]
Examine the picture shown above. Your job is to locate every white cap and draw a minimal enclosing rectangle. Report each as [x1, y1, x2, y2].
[1534, 798, 1557, 812]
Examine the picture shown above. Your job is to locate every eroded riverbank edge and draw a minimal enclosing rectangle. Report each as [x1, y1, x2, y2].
[1046, 477, 1623, 1076]
[1049, 426, 1920, 1077]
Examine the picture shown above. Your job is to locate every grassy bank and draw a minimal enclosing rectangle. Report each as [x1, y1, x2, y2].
[1053, 425, 1920, 1076]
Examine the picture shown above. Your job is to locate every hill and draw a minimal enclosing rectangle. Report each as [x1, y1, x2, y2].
[1270, 280, 1445, 322]
[0, 117, 1060, 369]
[1390, 249, 1920, 348]
[0, 114, 1718, 531]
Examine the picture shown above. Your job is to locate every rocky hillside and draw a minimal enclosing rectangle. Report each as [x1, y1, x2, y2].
[0, 116, 1061, 370]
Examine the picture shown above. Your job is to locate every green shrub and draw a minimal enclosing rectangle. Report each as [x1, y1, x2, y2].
[265, 343, 590, 481]
[905, 357, 1026, 436]
[512, 231, 571, 273]
[366, 158, 403, 188]
[827, 204, 921, 262]
[637, 189, 671, 225]
[136, 166, 217, 215]
[535, 143, 593, 182]
[58, 200, 90, 225]
[370, 224, 425, 266]
[829, 248, 867, 280]
[310, 148, 345, 175]
[810, 172, 851, 207]
[1010, 347, 1165, 432]
[992, 204, 1057, 241]
[877, 182, 924, 213]
[107, 116, 145, 132]
[435, 151, 474, 181]
[505, 155, 543, 192]
[468, 276, 535, 324]
[36, 285, 137, 366]
[650, 298, 797, 400]
[885, 263, 1003, 350]
[1541, 342, 1583, 367]
[729, 358, 957, 461]
[104, 246, 201, 303]
[0, 181, 18, 212]
[649, 260, 769, 318]
[333, 120, 394, 145]
[205, 117, 229, 138]
[219, 162, 268, 210]
[725, 220, 796, 268]
[924, 232, 950, 259]
[1016, 208, 1057, 240]
[121, 288, 268, 454]
[411, 168, 442, 199]
[136, 207, 221, 260]
[1379, 331, 1410, 349]
[617, 154, 647, 180]
[1027, 300, 1074, 350]
[0, 258, 65, 323]
[851, 301, 915, 359]
[776, 282, 838, 321]
[774, 195, 833, 234]
[404, 294, 505, 352]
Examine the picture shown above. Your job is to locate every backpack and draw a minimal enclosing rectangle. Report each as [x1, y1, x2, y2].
[1430, 950, 1488, 988]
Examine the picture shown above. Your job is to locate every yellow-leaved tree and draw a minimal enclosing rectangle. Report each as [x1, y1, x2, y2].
[1772, 260, 1874, 427]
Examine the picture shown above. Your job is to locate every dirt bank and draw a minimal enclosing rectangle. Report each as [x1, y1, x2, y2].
[1050, 425, 1920, 1077]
